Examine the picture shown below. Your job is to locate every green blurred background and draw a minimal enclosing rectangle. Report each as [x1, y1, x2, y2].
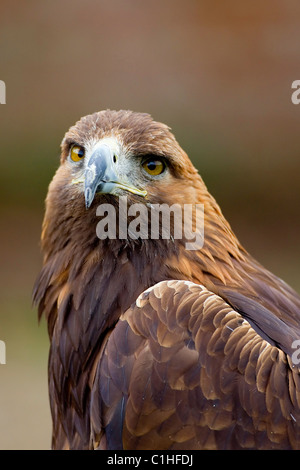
[1, 0, 300, 449]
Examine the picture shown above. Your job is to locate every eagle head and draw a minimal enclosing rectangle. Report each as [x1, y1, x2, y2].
[58, 109, 200, 209]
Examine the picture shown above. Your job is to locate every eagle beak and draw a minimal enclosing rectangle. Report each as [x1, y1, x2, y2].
[84, 144, 147, 208]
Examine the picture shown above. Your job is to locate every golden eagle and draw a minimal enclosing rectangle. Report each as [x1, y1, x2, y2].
[34, 109, 300, 450]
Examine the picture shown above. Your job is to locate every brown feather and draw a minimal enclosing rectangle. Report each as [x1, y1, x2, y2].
[33, 109, 300, 449]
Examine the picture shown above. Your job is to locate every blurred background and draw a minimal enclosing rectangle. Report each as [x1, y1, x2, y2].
[1, 0, 300, 449]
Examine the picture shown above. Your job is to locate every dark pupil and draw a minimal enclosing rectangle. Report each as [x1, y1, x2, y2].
[78, 148, 84, 158]
[147, 161, 157, 171]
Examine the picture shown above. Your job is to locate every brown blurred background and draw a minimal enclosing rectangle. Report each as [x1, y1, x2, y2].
[1, 0, 300, 449]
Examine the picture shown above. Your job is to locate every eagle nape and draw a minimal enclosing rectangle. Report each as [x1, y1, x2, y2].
[33, 109, 300, 450]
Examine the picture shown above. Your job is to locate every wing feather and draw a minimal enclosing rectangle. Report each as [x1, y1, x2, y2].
[90, 279, 300, 450]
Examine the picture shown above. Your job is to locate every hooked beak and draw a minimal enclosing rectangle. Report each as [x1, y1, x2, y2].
[83, 144, 147, 208]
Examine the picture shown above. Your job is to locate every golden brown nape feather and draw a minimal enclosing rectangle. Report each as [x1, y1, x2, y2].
[34, 109, 300, 450]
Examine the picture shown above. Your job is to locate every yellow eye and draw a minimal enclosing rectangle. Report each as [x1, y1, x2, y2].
[142, 158, 165, 176]
[70, 145, 85, 162]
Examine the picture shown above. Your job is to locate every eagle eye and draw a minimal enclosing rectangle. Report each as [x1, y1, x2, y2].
[70, 145, 85, 162]
[142, 157, 165, 176]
